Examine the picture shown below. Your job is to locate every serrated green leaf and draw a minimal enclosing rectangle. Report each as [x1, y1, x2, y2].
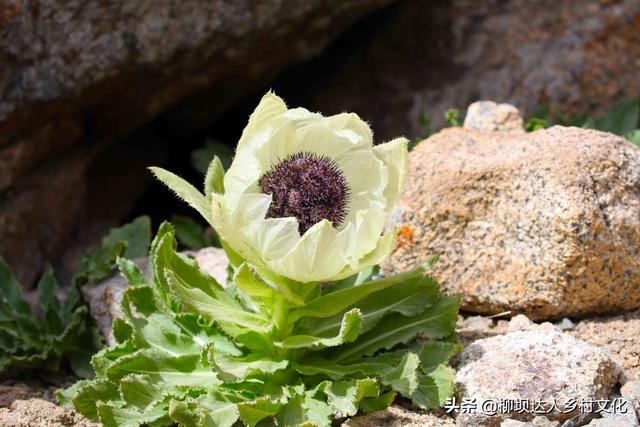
[380, 352, 420, 395]
[299, 275, 439, 338]
[282, 309, 362, 350]
[166, 269, 271, 334]
[116, 257, 147, 287]
[97, 401, 170, 427]
[277, 389, 333, 427]
[0, 257, 33, 316]
[75, 216, 151, 286]
[409, 365, 456, 409]
[38, 264, 64, 335]
[169, 394, 239, 427]
[237, 398, 282, 427]
[209, 348, 288, 381]
[121, 286, 235, 356]
[107, 216, 152, 260]
[419, 341, 462, 373]
[150, 167, 211, 222]
[359, 391, 397, 414]
[204, 155, 226, 197]
[329, 295, 460, 363]
[289, 265, 428, 322]
[319, 378, 379, 418]
[67, 378, 120, 420]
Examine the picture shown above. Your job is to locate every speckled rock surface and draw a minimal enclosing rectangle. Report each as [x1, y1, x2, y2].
[462, 101, 525, 133]
[82, 247, 228, 344]
[569, 309, 640, 381]
[585, 398, 639, 426]
[454, 329, 623, 426]
[0, 379, 97, 427]
[384, 125, 640, 320]
[500, 416, 559, 427]
[342, 405, 455, 426]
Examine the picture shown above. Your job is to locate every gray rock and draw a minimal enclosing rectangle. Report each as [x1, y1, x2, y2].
[463, 101, 524, 132]
[501, 416, 559, 427]
[384, 125, 640, 320]
[454, 330, 623, 426]
[81, 247, 228, 344]
[622, 381, 640, 417]
[585, 397, 639, 426]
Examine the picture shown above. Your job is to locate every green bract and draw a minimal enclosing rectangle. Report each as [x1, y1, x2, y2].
[58, 224, 460, 426]
[151, 92, 408, 283]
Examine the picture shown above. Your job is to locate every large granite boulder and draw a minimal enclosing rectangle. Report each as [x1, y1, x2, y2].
[384, 119, 640, 320]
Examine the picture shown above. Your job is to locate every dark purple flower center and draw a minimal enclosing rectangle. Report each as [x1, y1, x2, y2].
[259, 152, 349, 234]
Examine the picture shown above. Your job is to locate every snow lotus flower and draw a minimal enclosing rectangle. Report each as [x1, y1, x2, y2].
[153, 92, 408, 283]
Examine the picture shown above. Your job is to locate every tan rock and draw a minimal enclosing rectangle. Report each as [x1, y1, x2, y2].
[0, 398, 98, 427]
[463, 101, 525, 132]
[0, 379, 97, 427]
[569, 308, 640, 381]
[343, 405, 455, 427]
[454, 330, 624, 426]
[384, 125, 640, 320]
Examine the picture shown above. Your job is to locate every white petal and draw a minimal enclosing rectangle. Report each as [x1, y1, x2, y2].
[373, 137, 408, 211]
[338, 209, 387, 263]
[337, 149, 387, 199]
[332, 226, 399, 281]
[245, 217, 301, 262]
[210, 194, 263, 268]
[269, 220, 345, 283]
[236, 92, 288, 152]
[324, 113, 373, 148]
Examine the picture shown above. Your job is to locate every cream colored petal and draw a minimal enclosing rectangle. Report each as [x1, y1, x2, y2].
[373, 137, 408, 211]
[332, 226, 399, 281]
[324, 112, 373, 148]
[338, 209, 387, 263]
[269, 220, 346, 283]
[244, 217, 301, 262]
[210, 194, 264, 268]
[236, 92, 288, 152]
[336, 149, 387, 199]
[342, 192, 386, 225]
[228, 192, 272, 229]
[295, 123, 359, 159]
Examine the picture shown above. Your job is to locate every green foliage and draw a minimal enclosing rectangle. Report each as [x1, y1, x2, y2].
[75, 216, 152, 286]
[59, 224, 460, 426]
[0, 260, 101, 377]
[524, 117, 549, 132]
[172, 215, 220, 250]
[444, 108, 461, 127]
[191, 139, 234, 176]
[525, 99, 640, 145]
